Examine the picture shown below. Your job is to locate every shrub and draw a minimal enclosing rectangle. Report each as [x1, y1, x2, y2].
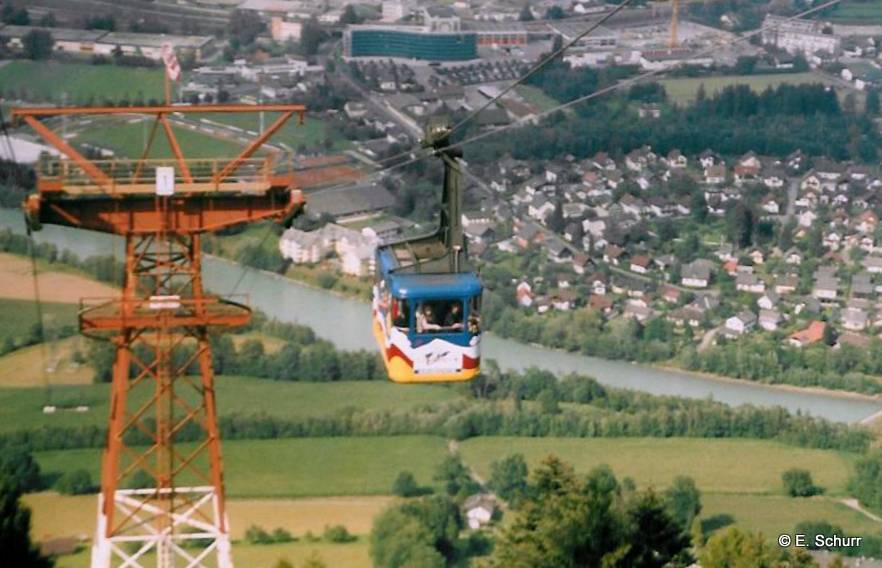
[782, 468, 822, 497]
[323, 524, 356, 543]
[55, 469, 95, 495]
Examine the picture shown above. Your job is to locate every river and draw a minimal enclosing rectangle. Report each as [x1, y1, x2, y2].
[2, 208, 880, 423]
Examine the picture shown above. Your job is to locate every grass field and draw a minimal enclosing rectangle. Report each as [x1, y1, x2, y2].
[830, 0, 882, 22]
[700, 494, 881, 539]
[459, 437, 855, 496]
[34, 435, 449, 497]
[25, 492, 394, 542]
[200, 113, 352, 152]
[0, 298, 78, 348]
[0, 61, 165, 104]
[0, 378, 459, 431]
[516, 85, 561, 113]
[658, 72, 830, 105]
[72, 116, 249, 160]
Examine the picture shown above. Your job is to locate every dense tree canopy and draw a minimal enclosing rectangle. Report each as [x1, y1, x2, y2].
[487, 456, 692, 567]
[0, 476, 53, 568]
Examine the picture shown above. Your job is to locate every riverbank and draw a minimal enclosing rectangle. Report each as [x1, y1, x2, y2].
[235, 257, 882, 410]
[3, 208, 880, 422]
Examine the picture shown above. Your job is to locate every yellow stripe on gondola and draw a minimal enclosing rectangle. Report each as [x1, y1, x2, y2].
[372, 315, 479, 384]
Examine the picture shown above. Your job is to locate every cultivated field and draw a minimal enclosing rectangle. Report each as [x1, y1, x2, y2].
[52, 541, 371, 568]
[0, 253, 117, 303]
[658, 72, 831, 105]
[0, 61, 165, 104]
[0, 336, 93, 387]
[459, 437, 855, 495]
[25, 492, 394, 542]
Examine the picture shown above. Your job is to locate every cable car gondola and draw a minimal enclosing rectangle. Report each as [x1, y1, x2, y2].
[372, 122, 482, 383]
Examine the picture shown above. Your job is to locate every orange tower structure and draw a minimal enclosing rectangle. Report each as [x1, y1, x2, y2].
[13, 104, 307, 568]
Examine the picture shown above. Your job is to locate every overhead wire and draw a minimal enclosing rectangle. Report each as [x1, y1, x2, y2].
[446, 0, 634, 138]
[205, 0, 849, 296]
[0, 106, 52, 404]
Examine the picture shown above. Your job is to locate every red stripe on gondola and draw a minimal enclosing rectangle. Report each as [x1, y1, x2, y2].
[463, 355, 479, 369]
[387, 344, 413, 367]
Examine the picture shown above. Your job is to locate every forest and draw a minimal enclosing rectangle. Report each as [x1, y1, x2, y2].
[457, 78, 880, 166]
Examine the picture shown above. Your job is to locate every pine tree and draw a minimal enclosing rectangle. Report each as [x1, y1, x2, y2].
[0, 476, 53, 568]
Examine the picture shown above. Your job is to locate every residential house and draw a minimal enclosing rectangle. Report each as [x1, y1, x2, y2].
[587, 273, 608, 295]
[624, 300, 655, 322]
[698, 149, 718, 169]
[774, 274, 799, 295]
[528, 195, 555, 222]
[603, 245, 624, 265]
[668, 306, 703, 328]
[757, 291, 780, 310]
[851, 272, 874, 297]
[630, 255, 651, 274]
[725, 311, 757, 335]
[666, 149, 687, 169]
[463, 494, 496, 530]
[704, 164, 726, 185]
[863, 256, 882, 274]
[516, 281, 534, 307]
[681, 261, 711, 288]
[659, 284, 682, 304]
[748, 249, 765, 265]
[546, 237, 573, 263]
[589, 294, 614, 314]
[788, 320, 826, 347]
[572, 253, 591, 275]
[784, 248, 803, 265]
[855, 211, 878, 234]
[758, 309, 782, 331]
[813, 276, 839, 300]
[842, 307, 868, 331]
[736, 273, 765, 294]
[760, 195, 781, 215]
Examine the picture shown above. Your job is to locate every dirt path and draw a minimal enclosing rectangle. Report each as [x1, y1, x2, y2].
[840, 498, 882, 523]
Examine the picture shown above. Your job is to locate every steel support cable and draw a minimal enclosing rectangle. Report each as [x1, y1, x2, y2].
[223, 0, 847, 295]
[1, 106, 52, 403]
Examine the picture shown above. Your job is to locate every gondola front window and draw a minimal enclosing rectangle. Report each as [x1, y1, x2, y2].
[391, 298, 409, 330]
[416, 300, 464, 333]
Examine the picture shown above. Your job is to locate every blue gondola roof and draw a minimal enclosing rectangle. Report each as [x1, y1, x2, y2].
[389, 272, 482, 299]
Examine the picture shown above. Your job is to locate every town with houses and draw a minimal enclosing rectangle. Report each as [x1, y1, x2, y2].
[10, 0, 882, 566]
[6, 0, 882, 357]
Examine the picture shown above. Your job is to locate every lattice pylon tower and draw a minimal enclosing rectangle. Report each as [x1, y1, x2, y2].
[87, 232, 246, 568]
[12, 102, 307, 568]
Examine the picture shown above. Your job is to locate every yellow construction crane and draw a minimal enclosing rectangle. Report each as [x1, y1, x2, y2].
[670, 0, 679, 49]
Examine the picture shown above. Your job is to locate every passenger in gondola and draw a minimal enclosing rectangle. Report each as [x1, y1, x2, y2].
[417, 303, 442, 333]
[392, 300, 409, 329]
[443, 302, 464, 331]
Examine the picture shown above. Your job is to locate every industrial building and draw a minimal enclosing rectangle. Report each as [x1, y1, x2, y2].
[465, 21, 528, 47]
[761, 15, 841, 57]
[0, 24, 214, 60]
[344, 25, 477, 61]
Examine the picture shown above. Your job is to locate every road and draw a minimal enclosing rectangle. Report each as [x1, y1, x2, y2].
[784, 177, 799, 223]
[337, 69, 500, 203]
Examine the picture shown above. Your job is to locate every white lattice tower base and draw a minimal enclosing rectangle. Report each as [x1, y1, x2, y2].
[91, 487, 232, 568]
